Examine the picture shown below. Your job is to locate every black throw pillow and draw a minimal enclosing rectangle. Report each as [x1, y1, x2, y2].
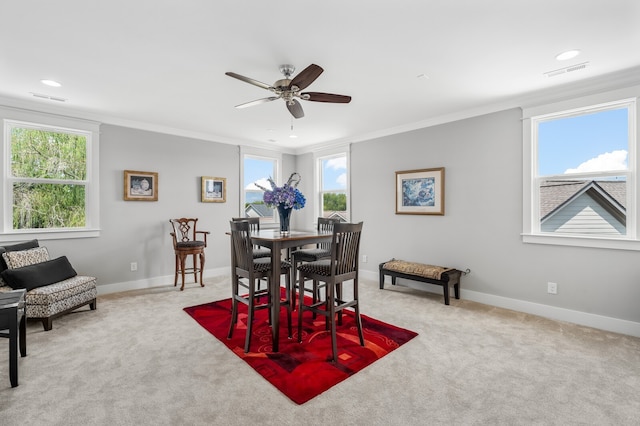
[1, 256, 77, 291]
[0, 239, 39, 272]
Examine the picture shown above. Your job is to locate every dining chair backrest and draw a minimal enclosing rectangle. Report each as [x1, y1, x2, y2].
[229, 220, 254, 272]
[317, 217, 339, 250]
[232, 217, 260, 233]
[329, 222, 363, 278]
[170, 217, 204, 245]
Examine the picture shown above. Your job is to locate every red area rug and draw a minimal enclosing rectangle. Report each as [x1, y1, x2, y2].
[183, 294, 418, 404]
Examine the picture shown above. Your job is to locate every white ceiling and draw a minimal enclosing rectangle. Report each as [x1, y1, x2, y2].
[2, 1, 640, 153]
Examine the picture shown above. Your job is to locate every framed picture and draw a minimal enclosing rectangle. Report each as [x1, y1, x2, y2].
[395, 167, 445, 215]
[201, 176, 226, 203]
[124, 170, 158, 201]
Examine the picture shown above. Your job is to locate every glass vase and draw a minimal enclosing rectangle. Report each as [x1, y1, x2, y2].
[277, 204, 292, 235]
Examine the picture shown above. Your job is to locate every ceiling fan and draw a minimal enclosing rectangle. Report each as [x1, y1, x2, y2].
[225, 64, 351, 119]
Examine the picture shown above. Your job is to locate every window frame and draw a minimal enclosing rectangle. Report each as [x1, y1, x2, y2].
[0, 106, 100, 242]
[240, 146, 281, 227]
[314, 145, 350, 223]
[522, 86, 640, 250]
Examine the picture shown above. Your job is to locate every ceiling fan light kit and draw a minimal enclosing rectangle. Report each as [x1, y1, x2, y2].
[225, 63, 351, 119]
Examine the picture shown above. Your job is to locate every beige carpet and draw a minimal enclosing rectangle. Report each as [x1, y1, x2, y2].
[1, 275, 639, 425]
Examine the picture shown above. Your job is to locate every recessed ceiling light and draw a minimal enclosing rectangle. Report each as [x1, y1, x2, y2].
[416, 73, 430, 80]
[41, 79, 62, 87]
[555, 50, 581, 61]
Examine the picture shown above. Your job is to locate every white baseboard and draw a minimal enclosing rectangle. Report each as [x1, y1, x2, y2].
[98, 268, 640, 338]
[360, 269, 640, 338]
[96, 267, 229, 295]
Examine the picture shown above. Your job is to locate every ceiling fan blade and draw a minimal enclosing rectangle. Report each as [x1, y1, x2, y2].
[289, 64, 323, 91]
[235, 96, 280, 109]
[225, 72, 272, 90]
[286, 99, 305, 119]
[302, 92, 352, 103]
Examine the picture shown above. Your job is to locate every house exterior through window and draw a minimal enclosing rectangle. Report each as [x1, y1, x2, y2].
[522, 89, 638, 250]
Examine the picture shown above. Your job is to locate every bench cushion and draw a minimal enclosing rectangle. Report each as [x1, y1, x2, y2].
[382, 259, 454, 280]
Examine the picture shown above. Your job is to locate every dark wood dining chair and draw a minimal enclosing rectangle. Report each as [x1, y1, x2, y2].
[231, 217, 271, 259]
[169, 218, 209, 291]
[291, 217, 339, 311]
[296, 221, 365, 363]
[228, 220, 292, 353]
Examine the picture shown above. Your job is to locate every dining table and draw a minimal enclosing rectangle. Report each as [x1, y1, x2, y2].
[249, 229, 333, 352]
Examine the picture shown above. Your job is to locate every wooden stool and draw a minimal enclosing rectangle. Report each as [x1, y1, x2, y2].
[169, 218, 209, 290]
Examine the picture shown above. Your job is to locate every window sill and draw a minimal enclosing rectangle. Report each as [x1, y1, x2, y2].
[522, 233, 640, 251]
[0, 229, 100, 244]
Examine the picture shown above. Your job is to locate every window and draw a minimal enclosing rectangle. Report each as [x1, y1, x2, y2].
[317, 151, 349, 222]
[523, 89, 639, 250]
[1, 107, 99, 241]
[242, 151, 278, 224]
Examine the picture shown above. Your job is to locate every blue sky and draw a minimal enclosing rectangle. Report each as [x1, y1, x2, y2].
[244, 157, 274, 191]
[538, 107, 628, 176]
[321, 156, 347, 190]
[244, 156, 347, 192]
[243, 156, 347, 203]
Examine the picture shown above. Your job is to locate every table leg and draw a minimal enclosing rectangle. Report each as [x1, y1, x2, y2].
[271, 240, 281, 352]
[9, 314, 18, 387]
[19, 314, 26, 357]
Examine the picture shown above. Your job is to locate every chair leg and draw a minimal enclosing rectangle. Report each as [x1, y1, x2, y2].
[191, 254, 198, 283]
[227, 276, 239, 339]
[227, 296, 238, 339]
[285, 271, 292, 339]
[312, 279, 319, 319]
[297, 272, 306, 343]
[354, 278, 365, 346]
[244, 280, 255, 353]
[328, 280, 338, 363]
[198, 252, 205, 287]
[178, 253, 187, 290]
[291, 262, 298, 311]
[354, 303, 365, 346]
[173, 255, 179, 286]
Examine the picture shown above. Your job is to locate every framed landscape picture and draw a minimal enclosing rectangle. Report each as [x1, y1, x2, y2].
[395, 167, 445, 215]
[202, 176, 226, 203]
[124, 170, 158, 201]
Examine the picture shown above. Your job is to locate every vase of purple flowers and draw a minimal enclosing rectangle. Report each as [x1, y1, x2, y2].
[255, 172, 306, 235]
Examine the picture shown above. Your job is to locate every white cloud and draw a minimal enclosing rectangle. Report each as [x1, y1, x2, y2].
[336, 172, 347, 187]
[565, 150, 627, 174]
[245, 177, 270, 190]
[326, 157, 347, 170]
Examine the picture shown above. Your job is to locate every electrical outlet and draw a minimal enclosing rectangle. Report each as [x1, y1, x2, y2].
[362, 255, 368, 263]
[547, 282, 557, 294]
[130, 262, 138, 272]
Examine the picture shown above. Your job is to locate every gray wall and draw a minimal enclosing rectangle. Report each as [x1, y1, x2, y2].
[24, 105, 640, 334]
[347, 108, 640, 327]
[43, 125, 240, 289]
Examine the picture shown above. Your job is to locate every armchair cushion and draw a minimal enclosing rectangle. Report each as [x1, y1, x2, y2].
[0, 240, 42, 286]
[1, 256, 77, 291]
[0, 239, 39, 271]
[2, 246, 50, 269]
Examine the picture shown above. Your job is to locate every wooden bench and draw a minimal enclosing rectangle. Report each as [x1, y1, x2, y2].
[379, 259, 461, 305]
